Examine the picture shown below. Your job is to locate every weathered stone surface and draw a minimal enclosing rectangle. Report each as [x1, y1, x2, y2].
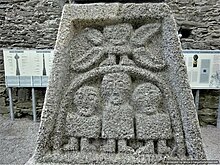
[200, 95, 219, 109]
[136, 113, 172, 140]
[26, 3, 206, 165]
[166, 0, 220, 50]
[198, 108, 217, 124]
[0, 106, 9, 114]
[164, 0, 220, 126]
[74, 0, 164, 3]
[0, 0, 219, 127]
[101, 73, 134, 140]
[66, 112, 101, 138]
[0, 0, 62, 120]
[195, 90, 220, 126]
[0, 0, 62, 49]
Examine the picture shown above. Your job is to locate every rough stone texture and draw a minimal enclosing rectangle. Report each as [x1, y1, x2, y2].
[136, 113, 172, 140]
[101, 73, 134, 140]
[166, 0, 220, 50]
[26, 3, 206, 164]
[0, 0, 63, 49]
[0, 0, 220, 127]
[0, 0, 64, 119]
[198, 90, 219, 126]
[165, 0, 220, 126]
[1, 0, 219, 49]
[74, 0, 164, 3]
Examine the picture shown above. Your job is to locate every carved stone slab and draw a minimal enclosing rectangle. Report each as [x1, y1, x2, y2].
[136, 113, 172, 140]
[26, 3, 206, 165]
[74, 0, 164, 3]
[66, 114, 101, 138]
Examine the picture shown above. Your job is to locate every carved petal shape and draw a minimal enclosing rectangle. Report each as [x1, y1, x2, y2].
[71, 47, 105, 72]
[84, 28, 104, 46]
[133, 47, 166, 71]
[130, 23, 161, 47]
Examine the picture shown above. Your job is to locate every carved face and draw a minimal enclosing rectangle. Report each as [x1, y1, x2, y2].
[74, 86, 99, 117]
[101, 73, 131, 105]
[132, 83, 161, 115]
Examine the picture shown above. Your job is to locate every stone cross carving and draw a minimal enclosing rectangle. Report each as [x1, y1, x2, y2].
[42, 54, 47, 76]
[14, 54, 20, 76]
[71, 23, 165, 71]
[26, 2, 206, 165]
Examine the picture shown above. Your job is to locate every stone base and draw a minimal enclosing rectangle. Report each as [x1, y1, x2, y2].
[26, 151, 190, 165]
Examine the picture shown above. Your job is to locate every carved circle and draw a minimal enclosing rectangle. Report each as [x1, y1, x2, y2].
[132, 83, 162, 115]
[74, 86, 99, 117]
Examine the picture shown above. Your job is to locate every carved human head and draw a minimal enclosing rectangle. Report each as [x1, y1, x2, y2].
[74, 86, 99, 117]
[101, 72, 132, 105]
[132, 83, 162, 115]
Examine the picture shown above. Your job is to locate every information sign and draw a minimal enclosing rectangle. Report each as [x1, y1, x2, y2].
[3, 49, 54, 87]
[4, 49, 220, 89]
[183, 50, 220, 89]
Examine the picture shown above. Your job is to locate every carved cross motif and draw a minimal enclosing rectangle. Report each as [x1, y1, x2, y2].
[14, 54, 20, 76]
[42, 54, 47, 76]
[71, 23, 166, 72]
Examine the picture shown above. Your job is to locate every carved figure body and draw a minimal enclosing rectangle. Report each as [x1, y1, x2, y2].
[101, 73, 134, 153]
[132, 83, 172, 154]
[64, 86, 101, 152]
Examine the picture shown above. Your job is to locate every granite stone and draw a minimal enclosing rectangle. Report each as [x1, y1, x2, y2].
[1, 0, 219, 127]
[74, 0, 164, 3]
[26, 2, 206, 165]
